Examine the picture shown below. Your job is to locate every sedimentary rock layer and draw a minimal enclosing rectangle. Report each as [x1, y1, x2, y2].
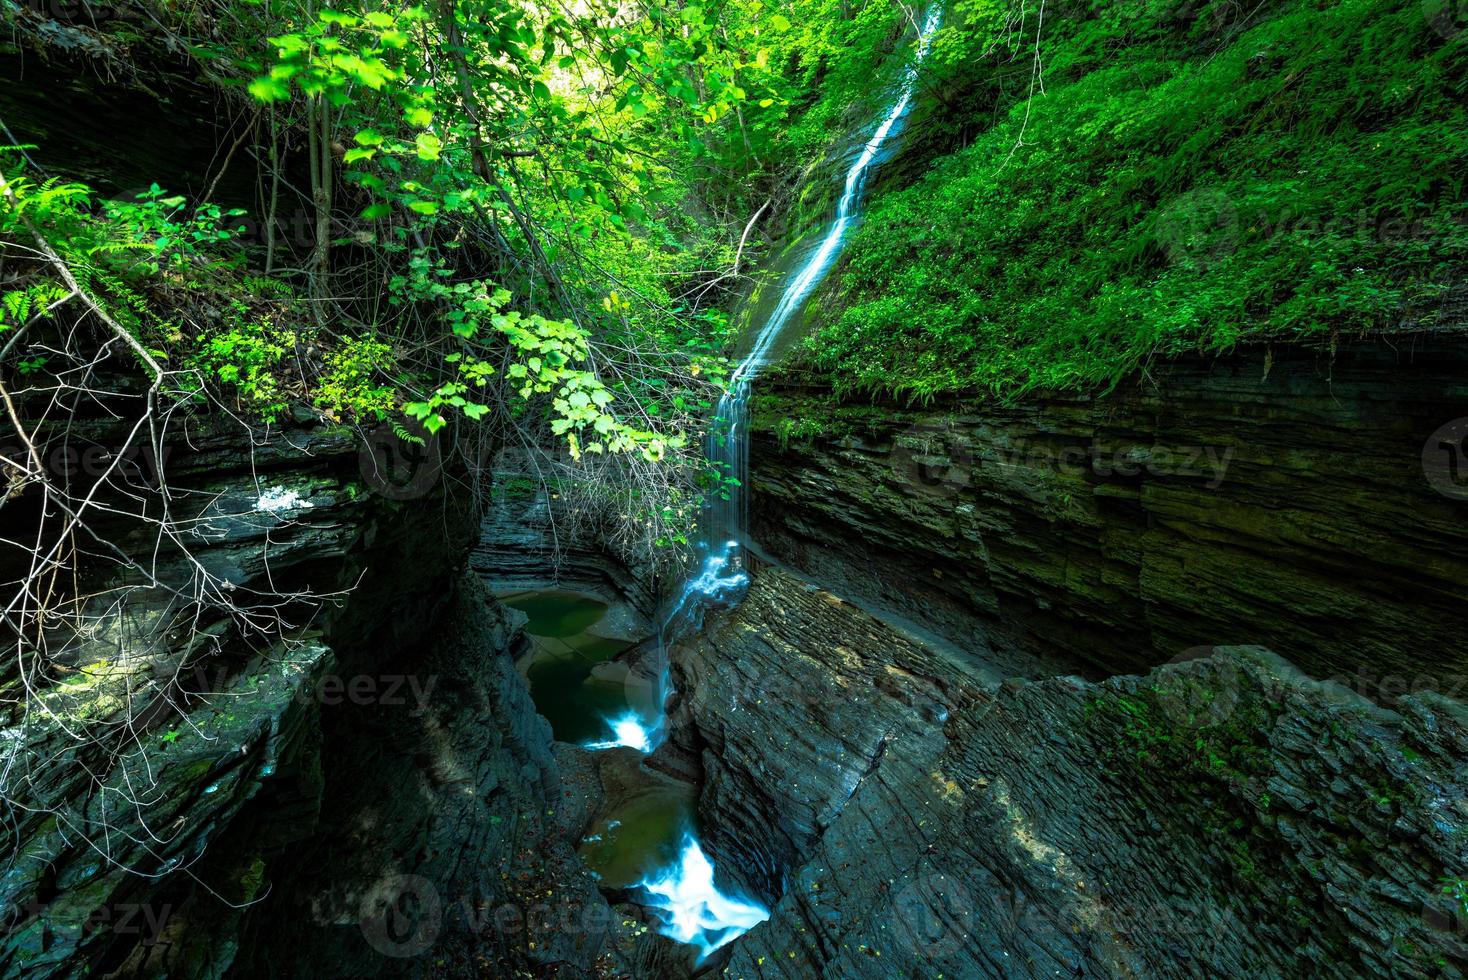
[750, 334, 1468, 686]
[671, 567, 1467, 979]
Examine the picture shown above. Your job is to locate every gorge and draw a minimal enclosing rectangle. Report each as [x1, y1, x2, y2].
[2, 0, 1466, 978]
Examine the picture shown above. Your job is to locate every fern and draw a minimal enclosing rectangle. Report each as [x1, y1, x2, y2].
[0, 282, 70, 331]
[391, 421, 426, 446]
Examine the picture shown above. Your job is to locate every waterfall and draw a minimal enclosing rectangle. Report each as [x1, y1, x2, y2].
[593, 4, 944, 753]
[587, 5, 944, 959]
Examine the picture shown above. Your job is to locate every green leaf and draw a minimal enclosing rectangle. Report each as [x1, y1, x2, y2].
[248, 76, 292, 102]
[415, 132, 443, 161]
[344, 147, 377, 164]
[354, 128, 386, 146]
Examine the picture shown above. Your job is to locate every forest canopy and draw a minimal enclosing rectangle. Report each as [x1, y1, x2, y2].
[1, 0, 1462, 542]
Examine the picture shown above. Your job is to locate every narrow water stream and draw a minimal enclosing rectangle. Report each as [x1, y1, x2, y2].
[503, 588, 758, 960]
[513, 8, 945, 964]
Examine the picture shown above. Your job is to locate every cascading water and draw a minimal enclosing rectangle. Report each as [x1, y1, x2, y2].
[685, 8, 945, 616]
[640, 837, 772, 963]
[584, 5, 943, 959]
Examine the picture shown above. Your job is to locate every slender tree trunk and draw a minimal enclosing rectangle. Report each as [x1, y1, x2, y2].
[438, 0, 568, 306]
[265, 107, 281, 275]
[307, 94, 333, 319]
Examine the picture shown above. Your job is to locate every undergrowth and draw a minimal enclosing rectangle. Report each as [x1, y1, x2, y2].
[802, 0, 1468, 398]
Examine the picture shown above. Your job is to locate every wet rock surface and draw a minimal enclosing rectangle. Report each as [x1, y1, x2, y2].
[672, 567, 1468, 979]
[233, 574, 622, 979]
[0, 418, 402, 978]
[750, 335, 1468, 685]
[0, 413, 620, 979]
[473, 450, 660, 614]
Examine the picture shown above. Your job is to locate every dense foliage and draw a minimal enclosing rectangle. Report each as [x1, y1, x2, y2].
[3, 0, 1462, 516]
[0, 0, 873, 556]
[805, 0, 1468, 397]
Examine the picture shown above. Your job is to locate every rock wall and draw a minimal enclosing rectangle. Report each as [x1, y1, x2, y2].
[668, 567, 1468, 979]
[655, 334, 1468, 977]
[0, 415, 616, 979]
[749, 333, 1468, 685]
[472, 448, 660, 611]
[230, 573, 619, 979]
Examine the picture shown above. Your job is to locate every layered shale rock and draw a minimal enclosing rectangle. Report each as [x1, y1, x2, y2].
[750, 334, 1468, 685]
[671, 568, 1468, 979]
[473, 448, 659, 613]
[0, 414, 617, 979]
[232, 574, 621, 980]
[0, 418, 416, 978]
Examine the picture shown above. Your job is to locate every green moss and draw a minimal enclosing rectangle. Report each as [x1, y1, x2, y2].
[499, 476, 542, 500]
[772, 416, 826, 450]
[801, 0, 1468, 398]
[1088, 679, 1283, 891]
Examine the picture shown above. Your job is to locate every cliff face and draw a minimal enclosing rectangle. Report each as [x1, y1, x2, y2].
[471, 448, 660, 612]
[230, 572, 619, 980]
[0, 417, 614, 979]
[748, 334, 1468, 686]
[667, 567, 1468, 979]
[650, 334, 1468, 977]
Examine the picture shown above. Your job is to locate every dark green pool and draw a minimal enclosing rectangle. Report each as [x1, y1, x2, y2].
[500, 589, 637, 745]
[577, 765, 697, 889]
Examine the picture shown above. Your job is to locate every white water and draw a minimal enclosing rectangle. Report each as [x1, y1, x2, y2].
[640, 837, 771, 963]
[670, 3, 945, 616]
[583, 710, 653, 752]
[589, 5, 944, 959]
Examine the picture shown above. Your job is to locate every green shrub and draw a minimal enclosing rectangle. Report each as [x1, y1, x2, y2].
[188, 316, 293, 421]
[802, 0, 1468, 398]
[313, 337, 396, 421]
